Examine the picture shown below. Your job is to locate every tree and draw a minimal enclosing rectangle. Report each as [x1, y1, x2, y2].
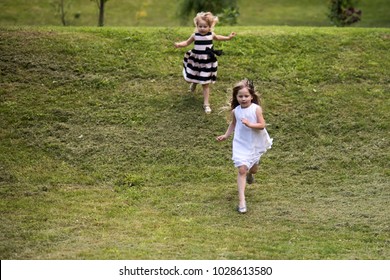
[328, 0, 362, 27]
[92, 0, 109, 27]
[50, 0, 80, 26]
[50, 0, 70, 26]
[178, 0, 238, 25]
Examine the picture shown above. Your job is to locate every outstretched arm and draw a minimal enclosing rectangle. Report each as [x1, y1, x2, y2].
[174, 34, 195, 48]
[213, 32, 236, 41]
[216, 111, 236, 141]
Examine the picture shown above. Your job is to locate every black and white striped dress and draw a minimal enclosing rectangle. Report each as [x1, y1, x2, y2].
[182, 32, 218, 84]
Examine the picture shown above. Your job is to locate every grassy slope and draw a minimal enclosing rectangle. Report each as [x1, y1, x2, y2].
[0, 26, 389, 259]
[0, 0, 390, 27]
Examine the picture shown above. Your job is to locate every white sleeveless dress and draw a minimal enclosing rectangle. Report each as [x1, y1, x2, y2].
[232, 104, 273, 168]
[182, 32, 218, 84]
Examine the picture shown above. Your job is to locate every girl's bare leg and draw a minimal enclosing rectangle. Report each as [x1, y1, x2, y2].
[202, 84, 210, 105]
[249, 163, 258, 175]
[202, 84, 211, 113]
[246, 163, 258, 184]
[189, 82, 196, 92]
[237, 165, 248, 208]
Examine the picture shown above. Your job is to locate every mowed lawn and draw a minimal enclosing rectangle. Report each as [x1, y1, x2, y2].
[0, 26, 389, 259]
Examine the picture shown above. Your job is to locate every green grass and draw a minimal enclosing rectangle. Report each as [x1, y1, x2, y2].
[0, 25, 389, 259]
[0, 0, 389, 27]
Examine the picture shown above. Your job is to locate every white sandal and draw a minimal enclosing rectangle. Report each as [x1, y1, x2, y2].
[237, 204, 247, 214]
[203, 104, 212, 114]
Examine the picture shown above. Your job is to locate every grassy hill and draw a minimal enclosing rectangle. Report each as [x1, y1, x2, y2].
[1, 0, 390, 27]
[0, 25, 389, 259]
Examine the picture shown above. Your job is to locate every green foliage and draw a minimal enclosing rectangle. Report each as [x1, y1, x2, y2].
[328, 0, 362, 26]
[0, 26, 389, 259]
[218, 7, 240, 26]
[178, 0, 238, 24]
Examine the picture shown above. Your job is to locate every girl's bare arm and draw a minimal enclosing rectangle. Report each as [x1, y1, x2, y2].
[213, 32, 236, 41]
[217, 111, 236, 141]
[174, 34, 195, 48]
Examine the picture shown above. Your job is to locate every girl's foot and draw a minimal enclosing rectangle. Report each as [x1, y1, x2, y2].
[189, 83, 196, 92]
[246, 173, 254, 184]
[203, 104, 212, 114]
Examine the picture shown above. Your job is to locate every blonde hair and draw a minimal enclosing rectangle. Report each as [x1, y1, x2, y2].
[193, 12, 218, 32]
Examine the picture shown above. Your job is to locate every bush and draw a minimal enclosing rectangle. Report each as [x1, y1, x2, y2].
[218, 7, 239, 25]
[328, 0, 362, 26]
[178, 0, 238, 24]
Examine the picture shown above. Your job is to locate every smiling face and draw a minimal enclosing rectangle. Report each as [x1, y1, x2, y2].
[236, 87, 253, 108]
[196, 19, 211, 35]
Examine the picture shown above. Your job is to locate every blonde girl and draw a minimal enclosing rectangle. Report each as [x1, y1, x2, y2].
[217, 79, 272, 213]
[174, 11, 236, 114]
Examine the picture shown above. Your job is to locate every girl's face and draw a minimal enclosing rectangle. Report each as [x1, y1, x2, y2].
[236, 87, 253, 108]
[196, 19, 211, 35]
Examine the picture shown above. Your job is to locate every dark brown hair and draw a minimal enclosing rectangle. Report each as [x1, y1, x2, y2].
[230, 79, 260, 110]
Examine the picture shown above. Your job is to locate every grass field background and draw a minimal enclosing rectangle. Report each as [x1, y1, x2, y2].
[0, 25, 389, 259]
[1, 0, 390, 27]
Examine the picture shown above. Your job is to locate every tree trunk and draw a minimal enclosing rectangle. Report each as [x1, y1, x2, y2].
[60, 0, 67, 26]
[98, 0, 105, 26]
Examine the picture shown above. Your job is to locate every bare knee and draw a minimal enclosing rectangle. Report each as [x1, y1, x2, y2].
[238, 166, 248, 176]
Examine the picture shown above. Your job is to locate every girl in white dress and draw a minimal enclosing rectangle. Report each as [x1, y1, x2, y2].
[174, 12, 236, 114]
[217, 79, 272, 213]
